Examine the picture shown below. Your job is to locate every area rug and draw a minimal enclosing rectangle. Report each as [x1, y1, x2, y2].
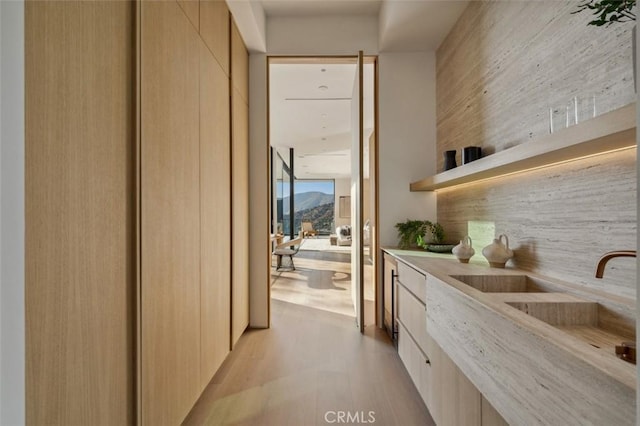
[299, 237, 352, 253]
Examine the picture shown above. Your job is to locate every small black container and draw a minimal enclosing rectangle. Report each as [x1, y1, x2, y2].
[443, 150, 457, 171]
[462, 146, 482, 164]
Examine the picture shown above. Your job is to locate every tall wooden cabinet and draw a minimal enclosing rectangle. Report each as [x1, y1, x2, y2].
[231, 20, 250, 347]
[26, 0, 249, 424]
[199, 25, 231, 393]
[140, 2, 202, 423]
[25, 2, 137, 424]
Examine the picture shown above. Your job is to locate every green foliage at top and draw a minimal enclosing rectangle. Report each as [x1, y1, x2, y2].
[573, 0, 636, 26]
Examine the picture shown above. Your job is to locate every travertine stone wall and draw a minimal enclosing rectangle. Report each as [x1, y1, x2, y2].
[436, 1, 636, 299]
[437, 1, 635, 170]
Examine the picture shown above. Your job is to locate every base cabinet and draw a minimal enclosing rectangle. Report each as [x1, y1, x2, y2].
[391, 255, 508, 426]
[426, 333, 480, 426]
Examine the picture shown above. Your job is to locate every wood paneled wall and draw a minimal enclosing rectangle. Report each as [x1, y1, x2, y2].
[26, 0, 243, 424]
[436, 1, 636, 299]
[199, 35, 231, 393]
[26, 2, 136, 424]
[199, 0, 232, 397]
[231, 20, 250, 347]
[141, 0, 237, 423]
[141, 2, 201, 423]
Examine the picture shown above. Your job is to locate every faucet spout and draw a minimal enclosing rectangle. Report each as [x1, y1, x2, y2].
[595, 250, 636, 278]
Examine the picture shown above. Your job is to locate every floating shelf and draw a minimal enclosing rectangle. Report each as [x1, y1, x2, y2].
[410, 103, 636, 192]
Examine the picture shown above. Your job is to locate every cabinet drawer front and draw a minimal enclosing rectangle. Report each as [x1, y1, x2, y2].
[397, 322, 423, 394]
[398, 284, 429, 355]
[399, 321, 432, 410]
[397, 262, 426, 303]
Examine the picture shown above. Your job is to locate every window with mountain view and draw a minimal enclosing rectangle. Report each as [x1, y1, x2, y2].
[282, 180, 335, 236]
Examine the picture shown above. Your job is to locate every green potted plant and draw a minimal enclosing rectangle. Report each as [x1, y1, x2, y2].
[395, 220, 427, 249]
[395, 219, 445, 249]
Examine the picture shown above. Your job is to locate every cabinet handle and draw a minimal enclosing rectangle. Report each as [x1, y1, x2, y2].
[391, 271, 398, 339]
[425, 358, 431, 365]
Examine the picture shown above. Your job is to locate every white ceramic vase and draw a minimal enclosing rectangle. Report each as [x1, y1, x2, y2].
[452, 236, 475, 263]
[482, 234, 513, 268]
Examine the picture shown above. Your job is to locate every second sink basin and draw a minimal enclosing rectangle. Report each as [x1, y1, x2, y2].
[450, 274, 554, 293]
[505, 300, 598, 326]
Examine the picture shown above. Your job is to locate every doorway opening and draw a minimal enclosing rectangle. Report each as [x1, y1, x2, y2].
[267, 56, 378, 329]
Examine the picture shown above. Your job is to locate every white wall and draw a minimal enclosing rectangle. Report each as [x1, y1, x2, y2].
[378, 51, 437, 246]
[0, 1, 25, 424]
[334, 178, 351, 229]
[266, 15, 378, 55]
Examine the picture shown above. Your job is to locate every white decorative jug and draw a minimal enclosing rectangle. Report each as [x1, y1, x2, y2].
[452, 236, 475, 263]
[482, 234, 514, 268]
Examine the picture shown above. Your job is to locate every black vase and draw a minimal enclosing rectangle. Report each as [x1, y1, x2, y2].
[462, 146, 482, 164]
[443, 150, 457, 171]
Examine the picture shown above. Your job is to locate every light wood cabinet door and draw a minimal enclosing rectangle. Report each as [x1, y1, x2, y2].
[397, 262, 426, 303]
[25, 2, 136, 424]
[429, 335, 481, 426]
[199, 40, 231, 390]
[398, 284, 429, 355]
[231, 87, 249, 347]
[231, 19, 249, 104]
[200, 0, 229, 75]
[178, 0, 200, 32]
[141, 2, 201, 424]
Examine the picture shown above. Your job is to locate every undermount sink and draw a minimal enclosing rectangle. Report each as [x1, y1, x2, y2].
[450, 274, 554, 293]
[505, 300, 635, 360]
[449, 273, 636, 362]
[505, 300, 598, 326]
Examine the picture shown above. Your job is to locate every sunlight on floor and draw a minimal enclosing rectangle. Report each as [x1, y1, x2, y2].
[271, 249, 375, 324]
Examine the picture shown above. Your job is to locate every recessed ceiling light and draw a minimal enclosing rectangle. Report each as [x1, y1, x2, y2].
[321, 137, 327, 141]
[321, 68, 326, 72]
[318, 85, 328, 91]
[322, 126, 327, 129]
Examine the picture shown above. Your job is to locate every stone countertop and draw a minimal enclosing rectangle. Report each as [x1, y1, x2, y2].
[381, 246, 636, 424]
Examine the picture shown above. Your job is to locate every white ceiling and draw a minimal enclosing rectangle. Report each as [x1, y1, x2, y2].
[261, 0, 381, 17]
[228, 0, 468, 53]
[270, 62, 375, 179]
[379, 0, 469, 51]
[229, 0, 469, 179]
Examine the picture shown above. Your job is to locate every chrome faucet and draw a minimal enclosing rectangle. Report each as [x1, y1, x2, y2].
[595, 250, 636, 278]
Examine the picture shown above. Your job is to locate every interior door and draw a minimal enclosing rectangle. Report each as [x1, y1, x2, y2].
[351, 51, 365, 332]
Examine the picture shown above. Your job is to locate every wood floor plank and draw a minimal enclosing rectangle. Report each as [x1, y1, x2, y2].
[185, 252, 432, 425]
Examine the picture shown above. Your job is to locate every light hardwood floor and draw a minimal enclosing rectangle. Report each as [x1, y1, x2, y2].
[183, 298, 435, 425]
[271, 249, 376, 324]
[271, 250, 355, 318]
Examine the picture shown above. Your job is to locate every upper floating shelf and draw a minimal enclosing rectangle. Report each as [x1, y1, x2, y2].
[410, 103, 636, 192]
